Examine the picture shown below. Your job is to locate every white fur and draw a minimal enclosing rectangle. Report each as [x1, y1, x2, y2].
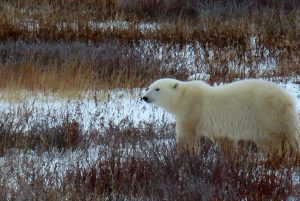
[143, 78, 299, 156]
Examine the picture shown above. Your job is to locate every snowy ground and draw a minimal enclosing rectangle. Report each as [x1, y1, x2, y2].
[0, 79, 299, 190]
[4, 20, 279, 74]
[0, 79, 299, 132]
[0, 89, 174, 132]
[0, 88, 175, 189]
[0, 15, 298, 199]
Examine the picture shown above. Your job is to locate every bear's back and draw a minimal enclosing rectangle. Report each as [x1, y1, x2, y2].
[197, 79, 298, 142]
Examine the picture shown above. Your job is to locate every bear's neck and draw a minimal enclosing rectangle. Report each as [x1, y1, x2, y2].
[173, 86, 203, 119]
[171, 87, 187, 117]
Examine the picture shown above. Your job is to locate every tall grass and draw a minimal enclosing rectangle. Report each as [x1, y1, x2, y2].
[0, 40, 191, 93]
[1, 0, 299, 21]
[0, 114, 299, 200]
[0, 1, 300, 200]
[0, 38, 298, 93]
[0, 0, 299, 92]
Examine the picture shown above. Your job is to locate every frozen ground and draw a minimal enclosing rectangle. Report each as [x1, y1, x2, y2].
[0, 79, 299, 191]
[0, 79, 299, 132]
[4, 20, 279, 73]
[0, 89, 174, 132]
[0, 88, 175, 189]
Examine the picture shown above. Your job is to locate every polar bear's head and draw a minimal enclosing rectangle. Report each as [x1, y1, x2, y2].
[142, 78, 181, 114]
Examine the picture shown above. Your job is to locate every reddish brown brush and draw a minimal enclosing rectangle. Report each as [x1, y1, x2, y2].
[1, 118, 298, 200]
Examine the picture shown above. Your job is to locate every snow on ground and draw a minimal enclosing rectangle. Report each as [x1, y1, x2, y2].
[0, 80, 299, 132]
[0, 89, 174, 132]
[0, 88, 176, 188]
[0, 80, 299, 189]
[282, 82, 300, 112]
[8, 20, 278, 74]
[16, 19, 160, 33]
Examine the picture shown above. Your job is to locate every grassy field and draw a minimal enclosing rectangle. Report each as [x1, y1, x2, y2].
[1, 0, 299, 92]
[0, 0, 300, 200]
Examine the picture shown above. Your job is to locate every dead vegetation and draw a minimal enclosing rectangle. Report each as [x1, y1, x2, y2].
[0, 114, 299, 200]
[0, 40, 191, 93]
[0, 0, 300, 200]
[0, 1, 299, 91]
[1, 0, 299, 21]
[0, 37, 299, 93]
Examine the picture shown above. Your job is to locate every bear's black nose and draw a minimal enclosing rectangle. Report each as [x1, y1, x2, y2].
[142, 96, 148, 102]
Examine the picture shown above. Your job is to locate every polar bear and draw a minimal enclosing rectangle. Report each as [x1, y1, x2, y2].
[142, 78, 299, 158]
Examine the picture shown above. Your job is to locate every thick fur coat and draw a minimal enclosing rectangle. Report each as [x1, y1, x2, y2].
[142, 78, 299, 156]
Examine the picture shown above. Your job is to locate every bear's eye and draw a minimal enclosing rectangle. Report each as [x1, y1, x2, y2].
[155, 88, 160, 91]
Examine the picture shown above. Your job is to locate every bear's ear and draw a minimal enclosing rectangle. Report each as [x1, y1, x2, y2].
[173, 83, 179, 89]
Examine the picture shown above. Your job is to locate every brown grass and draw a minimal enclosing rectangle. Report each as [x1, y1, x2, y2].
[0, 115, 299, 200]
[0, 36, 299, 94]
[0, 0, 298, 93]
[1, 0, 299, 21]
[0, 119, 83, 155]
[0, 40, 190, 94]
[0, 2, 299, 198]
[0, 1, 299, 92]
[1, 9, 299, 46]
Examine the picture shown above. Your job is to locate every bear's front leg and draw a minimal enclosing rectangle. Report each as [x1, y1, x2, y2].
[176, 121, 198, 153]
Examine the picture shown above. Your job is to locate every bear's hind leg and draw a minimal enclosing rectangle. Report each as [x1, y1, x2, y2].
[257, 133, 299, 166]
[214, 137, 236, 156]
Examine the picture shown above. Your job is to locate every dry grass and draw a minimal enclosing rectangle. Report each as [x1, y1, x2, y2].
[1, 8, 299, 46]
[0, 40, 190, 94]
[0, 118, 83, 155]
[0, 1, 300, 200]
[1, 0, 299, 21]
[0, 0, 299, 92]
[0, 37, 299, 94]
[0, 114, 299, 200]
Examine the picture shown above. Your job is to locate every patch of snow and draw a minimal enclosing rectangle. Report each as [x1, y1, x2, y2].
[188, 72, 210, 81]
[0, 89, 175, 131]
[0, 81, 299, 190]
[280, 82, 300, 112]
